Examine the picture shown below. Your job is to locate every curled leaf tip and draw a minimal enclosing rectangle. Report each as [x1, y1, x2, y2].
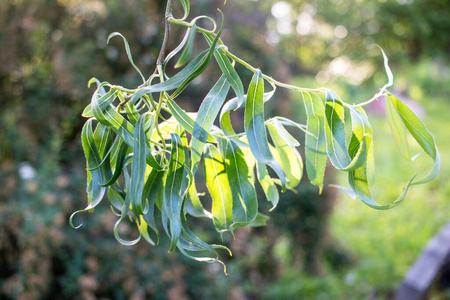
[69, 211, 84, 229]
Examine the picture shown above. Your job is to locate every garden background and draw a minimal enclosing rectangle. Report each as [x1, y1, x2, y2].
[1, 0, 449, 299]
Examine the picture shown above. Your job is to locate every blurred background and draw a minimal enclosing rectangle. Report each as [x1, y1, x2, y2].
[0, 0, 449, 299]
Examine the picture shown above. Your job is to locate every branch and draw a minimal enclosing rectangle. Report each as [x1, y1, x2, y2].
[156, 0, 173, 69]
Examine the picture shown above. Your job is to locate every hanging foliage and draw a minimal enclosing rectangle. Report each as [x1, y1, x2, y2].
[71, 0, 440, 269]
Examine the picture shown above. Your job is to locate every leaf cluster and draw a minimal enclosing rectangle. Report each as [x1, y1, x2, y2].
[72, 0, 440, 268]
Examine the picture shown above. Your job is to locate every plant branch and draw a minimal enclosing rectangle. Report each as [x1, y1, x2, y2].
[168, 16, 322, 94]
[156, 0, 173, 70]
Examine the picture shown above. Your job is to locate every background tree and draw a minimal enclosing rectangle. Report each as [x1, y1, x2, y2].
[0, 0, 448, 299]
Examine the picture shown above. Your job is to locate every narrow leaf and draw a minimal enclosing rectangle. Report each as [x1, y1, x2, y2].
[204, 34, 245, 106]
[325, 89, 367, 171]
[244, 70, 286, 190]
[348, 107, 413, 209]
[204, 144, 234, 232]
[385, 95, 411, 160]
[267, 122, 303, 189]
[185, 179, 212, 218]
[256, 162, 279, 210]
[302, 92, 327, 192]
[164, 132, 187, 252]
[129, 114, 149, 215]
[388, 94, 440, 185]
[191, 75, 230, 174]
[226, 140, 258, 228]
[175, 24, 197, 68]
[70, 119, 106, 228]
[166, 99, 216, 143]
[107, 32, 145, 82]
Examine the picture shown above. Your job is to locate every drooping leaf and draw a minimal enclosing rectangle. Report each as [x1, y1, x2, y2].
[100, 140, 129, 187]
[70, 119, 107, 228]
[191, 75, 230, 174]
[137, 216, 156, 245]
[164, 15, 216, 71]
[348, 107, 413, 209]
[387, 94, 440, 185]
[256, 162, 279, 210]
[142, 168, 166, 243]
[166, 98, 216, 143]
[219, 81, 276, 145]
[175, 23, 197, 68]
[132, 14, 224, 103]
[178, 0, 190, 20]
[244, 70, 286, 190]
[204, 34, 245, 106]
[93, 102, 163, 171]
[385, 95, 411, 160]
[107, 32, 145, 83]
[324, 89, 367, 171]
[204, 144, 233, 232]
[302, 92, 327, 192]
[129, 114, 150, 215]
[225, 140, 258, 228]
[164, 132, 188, 252]
[185, 179, 212, 218]
[267, 121, 303, 189]
[247, 213, 270, 227]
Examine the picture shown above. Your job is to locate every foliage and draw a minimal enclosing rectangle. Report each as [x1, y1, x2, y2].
[73, 0, 440, 267]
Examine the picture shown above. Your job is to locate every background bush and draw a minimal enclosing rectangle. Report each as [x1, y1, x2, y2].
[0, 0, 449, 299]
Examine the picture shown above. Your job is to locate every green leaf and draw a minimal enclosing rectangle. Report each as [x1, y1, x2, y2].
[93, 102, 163, 171]
[387, 94, 440, 185]
[70, 119, 106, 228]
[302, 92, 327, 192]
[225, 140, 258, 228]
[132, 50, 209, 103]
[108, 186, 125, 212]
[185, 179, 212, 218]
[107, 32, 145, 83]
[178, 0, 190, 20]
[204, 34, 245, 106]
[132, 14, 224, 102]
[129, 114, 149, 215]
[256, 162, 279, 210]
[347, 107, 413, 209]
[164, 15, 216, 71]
[267, 121, 303, 189]
[123, 97, 141, 126]
[247, 213, 270, 227]
[385, 95, 411, 160]
[164, 132, 187, 252]
[166, 98, 216, 143]
[100, 140, 129, 186]
[138, 216, 156, 246]
[175, 24, 197, 68]
[176, 205, 230, 270]
[204, 144, 234, 232]
[324, 89, 367, 171]
[244, 70, 286, 190]
[91, 88, 118, 126]
[142, 168, 166, 243]
[191, 75, 230, 174]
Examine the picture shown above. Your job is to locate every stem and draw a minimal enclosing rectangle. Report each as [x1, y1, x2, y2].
[226, 50, 322, 93]
[155, 64, 168, 156]
[156, 0, 173, 69]
[169, 16, 395, 107]
[168, 17, 322, 94]
[352, 87, 389, 108]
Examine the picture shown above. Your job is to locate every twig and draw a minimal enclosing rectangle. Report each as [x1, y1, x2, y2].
[155, 0, 173, 70]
